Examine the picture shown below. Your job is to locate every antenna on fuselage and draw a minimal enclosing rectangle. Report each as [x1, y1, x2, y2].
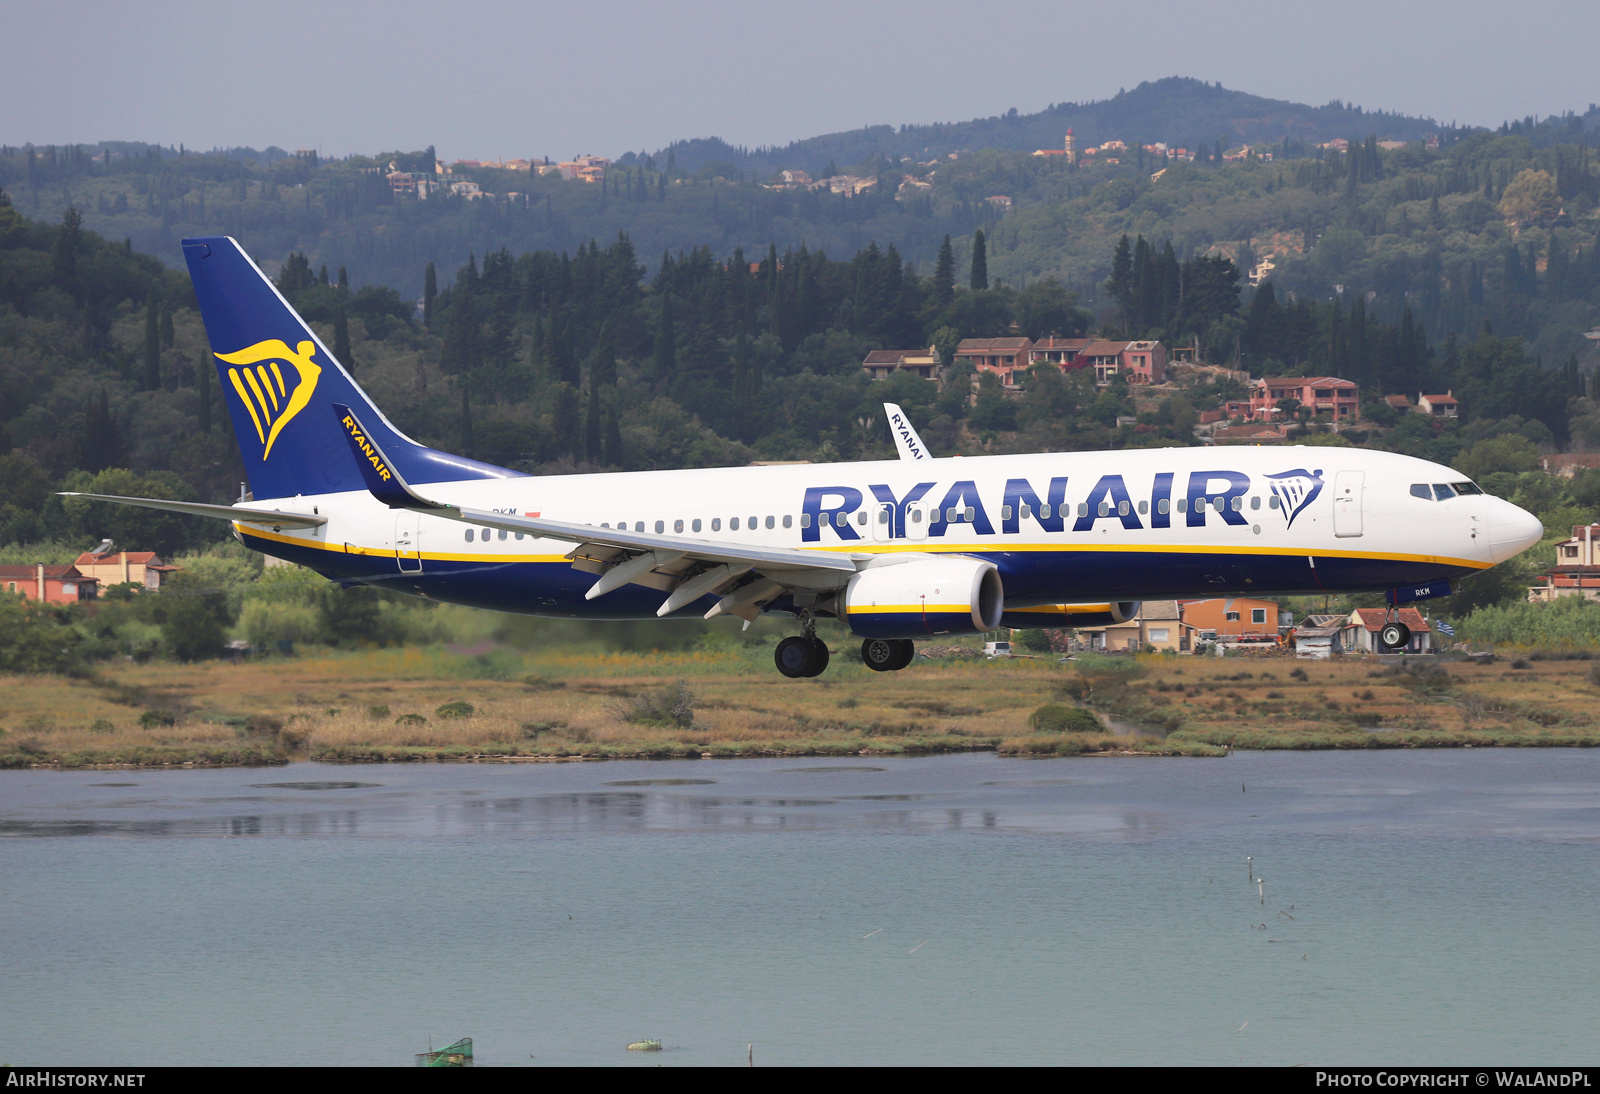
[883, 402, 933, 461]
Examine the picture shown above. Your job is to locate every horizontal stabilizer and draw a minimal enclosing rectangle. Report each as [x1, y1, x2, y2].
[58, 493, 327, 528]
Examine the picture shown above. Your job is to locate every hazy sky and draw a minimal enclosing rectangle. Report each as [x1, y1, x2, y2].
[7, 0, 1598, 160]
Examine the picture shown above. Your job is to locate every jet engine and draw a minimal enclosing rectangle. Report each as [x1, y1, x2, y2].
[841, 556, 1004, 639]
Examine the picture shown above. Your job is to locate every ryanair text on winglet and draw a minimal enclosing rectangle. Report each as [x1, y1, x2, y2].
[341, 413, 393, 482]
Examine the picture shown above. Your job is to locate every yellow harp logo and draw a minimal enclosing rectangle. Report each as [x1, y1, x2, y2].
[215, 340, 322, 460]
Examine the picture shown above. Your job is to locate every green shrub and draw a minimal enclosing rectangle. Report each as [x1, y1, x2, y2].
[366, 704, 391, 719]
[435, 701, 475, 719]
[619, 681, 696, 728]
[395, 713, 428, 726]
[1028, 704, 1103, 733]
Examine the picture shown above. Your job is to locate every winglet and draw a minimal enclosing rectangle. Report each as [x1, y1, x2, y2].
[884, 403, 932, 461]
[332, 403, 448, 510]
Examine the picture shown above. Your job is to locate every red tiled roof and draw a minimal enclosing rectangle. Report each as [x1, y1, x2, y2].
[75, 551, 162, 566]
[1421, 394, 1457, 405]
[956, 337, 1033, 352]
[1077, 341, 1132, 357]
[0, 565, 90, 580]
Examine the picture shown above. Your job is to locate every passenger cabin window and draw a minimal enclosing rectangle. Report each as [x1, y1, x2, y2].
[782, 515, 792, 529]
[798, 514, 810, 529]
[1176, 499, 1188, 513]
[1077, 503, 1088, 517]
[712, 518, 721, 531]
[692, 519, 702, 532]
[481, 526, 492, 539]
[1268, 496, 1280, 510]
[909, 509, 922, 523]
[499, 529, 508, 540]
[731, 517, 740, 531]
[856, 511, 867, 526]
[674, 519, 684, 533]
[635, 522, 645, 532]
[1158, 499, 1170, 514]
[465, 529, 474, 541]
[749, 516, 757, 529]
[1138, 500, 1149, 515]
[1411, 484, 1432, 500]
[1250, 496, 1261, 510]
[766, 515, 775, 529]
[1001, 506, 1013, 521]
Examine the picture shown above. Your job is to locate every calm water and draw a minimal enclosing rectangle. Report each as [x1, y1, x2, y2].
[2, 751, 1597, 1066]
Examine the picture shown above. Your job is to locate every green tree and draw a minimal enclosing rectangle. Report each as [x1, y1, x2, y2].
[423, 261, 437, 327]
[933, 234, 955, 306]
[143, 289, 161, 390]
[1498, 169, 1560, 228]
[969, 229, 988, 291]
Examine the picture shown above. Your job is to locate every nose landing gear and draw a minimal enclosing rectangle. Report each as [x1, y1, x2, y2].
[1379, 609, 1412, 651]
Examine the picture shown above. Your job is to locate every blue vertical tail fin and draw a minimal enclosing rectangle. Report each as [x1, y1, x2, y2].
[182, 236, 521, 500]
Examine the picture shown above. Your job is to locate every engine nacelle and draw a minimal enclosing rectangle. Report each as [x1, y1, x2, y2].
[1000, 602, 1140, 629]
[842, 556, 1004, 639]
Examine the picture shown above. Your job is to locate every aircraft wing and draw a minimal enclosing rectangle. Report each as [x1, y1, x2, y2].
[334, 403, 863, 620]
[58, 493, 328, 528]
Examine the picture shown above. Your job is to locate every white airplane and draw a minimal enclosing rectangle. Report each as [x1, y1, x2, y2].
[65, 236, 1544, 676]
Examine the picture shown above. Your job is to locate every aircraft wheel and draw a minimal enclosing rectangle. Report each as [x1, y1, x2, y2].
[862, 639, 900, 672]
[801, 638, 830, 677]
[775, 636, 814, 678]
[888, 638, 916, 670]
[1380, 622, 1411, 651]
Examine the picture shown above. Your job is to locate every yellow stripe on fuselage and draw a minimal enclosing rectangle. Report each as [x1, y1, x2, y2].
[235, 524, 1490, 572]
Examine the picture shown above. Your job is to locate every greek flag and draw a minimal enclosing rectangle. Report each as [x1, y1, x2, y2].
[1436, 619, 1456, 637]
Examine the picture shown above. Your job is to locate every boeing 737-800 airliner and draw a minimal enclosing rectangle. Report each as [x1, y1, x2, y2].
[66, 237, 1544, 677]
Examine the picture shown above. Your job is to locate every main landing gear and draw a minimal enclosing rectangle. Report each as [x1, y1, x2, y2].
[775, 610, 830, 678]
[860, 638, 916, 672]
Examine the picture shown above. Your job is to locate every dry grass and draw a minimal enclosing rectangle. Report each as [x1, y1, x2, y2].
[4, 645, 1598, 768]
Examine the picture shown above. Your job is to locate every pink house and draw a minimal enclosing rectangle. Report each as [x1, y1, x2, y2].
[1077, 340, 1166, 384]
[1227, 376, 1359, 422]
[955, 337, 1035, 387]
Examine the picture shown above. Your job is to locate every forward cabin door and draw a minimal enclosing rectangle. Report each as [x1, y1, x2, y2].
[396, 513, 423, 573]
[1333, 470, 1364, 537]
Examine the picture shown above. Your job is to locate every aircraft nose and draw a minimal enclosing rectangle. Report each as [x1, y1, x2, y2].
[1485, 497, 1544, 564]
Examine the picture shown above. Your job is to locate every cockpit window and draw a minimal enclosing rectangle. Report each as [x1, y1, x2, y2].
[1452, 481, 1483, 496]
[1432, 483, 1457, 501]
[1410, 484, 1431, 500]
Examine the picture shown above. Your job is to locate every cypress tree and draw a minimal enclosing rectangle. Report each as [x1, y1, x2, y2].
[334, 305, 352, 368]
[970, 229, 988, 291]
[653, 294, 677, 380]
[143, 289, 161, 390]
[584, 375, 601, 462]
[602, 407, 623, 466]
[934, 235, 955, 306]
